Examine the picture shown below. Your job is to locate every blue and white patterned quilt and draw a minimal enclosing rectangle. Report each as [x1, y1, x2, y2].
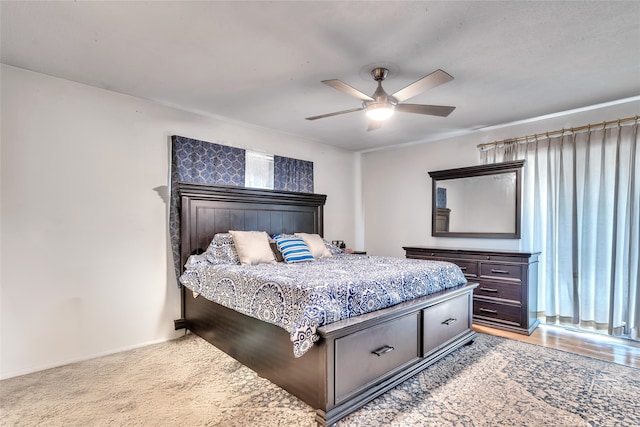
[179, 255, 467, 357]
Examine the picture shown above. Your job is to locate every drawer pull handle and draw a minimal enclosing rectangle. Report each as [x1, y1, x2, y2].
[491, 269, 510, 275]
[459, 267, 467, 271]
[480, 287, 499, 293]
[442, 318, 457, 326]
[479, 308, 498, 314]
[372, 345, 395, 357]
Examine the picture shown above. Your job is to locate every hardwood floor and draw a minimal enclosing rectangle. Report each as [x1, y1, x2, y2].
[474, 323, 640, 369]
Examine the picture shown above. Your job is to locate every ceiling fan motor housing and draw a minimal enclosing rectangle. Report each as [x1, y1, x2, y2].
[364, 68, 397, 118]
[371, 67, 389, 81]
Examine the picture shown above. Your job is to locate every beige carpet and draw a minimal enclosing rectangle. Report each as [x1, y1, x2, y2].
[1, 333, 638, 426]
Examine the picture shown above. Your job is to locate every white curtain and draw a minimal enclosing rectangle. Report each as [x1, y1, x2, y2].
[481, 122, 639, 340]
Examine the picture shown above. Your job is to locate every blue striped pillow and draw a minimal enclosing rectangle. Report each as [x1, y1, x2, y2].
[275, 236, 314, 263]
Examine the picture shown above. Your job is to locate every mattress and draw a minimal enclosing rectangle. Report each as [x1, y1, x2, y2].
[179, 254, 467, 357]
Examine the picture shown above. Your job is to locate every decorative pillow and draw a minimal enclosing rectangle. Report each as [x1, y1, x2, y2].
[205, 233, 240, 265]
[229, 230, 276, 265]
[323, 239, 345, 256]
[295, 233, 332, 258]
[275, 236, 315, 263]
[271, 233, 295, 239]
[269, 241, 284, 262]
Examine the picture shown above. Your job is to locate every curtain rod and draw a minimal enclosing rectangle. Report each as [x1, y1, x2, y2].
[477, 115, 640, 150]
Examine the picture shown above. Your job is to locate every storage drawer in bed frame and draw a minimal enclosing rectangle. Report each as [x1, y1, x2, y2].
[318, 282, 477, 425]
[332, 293, 474, 406]
[423, 292, 472, 356]
[334, 311, 420, 404]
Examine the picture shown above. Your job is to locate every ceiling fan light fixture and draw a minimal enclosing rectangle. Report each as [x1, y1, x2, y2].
[365, 102, 395, 121]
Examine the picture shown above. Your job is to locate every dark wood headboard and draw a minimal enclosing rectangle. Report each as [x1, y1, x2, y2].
[177, 182, 327, 272]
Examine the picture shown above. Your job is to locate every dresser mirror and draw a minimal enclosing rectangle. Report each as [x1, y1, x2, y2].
[429, 160, 524, 238]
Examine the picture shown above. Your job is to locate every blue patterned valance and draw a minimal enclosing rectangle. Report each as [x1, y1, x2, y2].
[169, 136, 246, 280]
[169, 135, 314, 281]
[274, 155, 314, 193]
[172, 136, 246, 185]
[436, 187, 447, 208]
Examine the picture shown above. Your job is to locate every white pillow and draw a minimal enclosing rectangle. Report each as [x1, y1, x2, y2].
[294, 233, 332, 258]
[229, 231, 277, 265]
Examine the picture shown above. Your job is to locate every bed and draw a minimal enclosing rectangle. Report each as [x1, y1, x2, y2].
[175, 182, 478, 426]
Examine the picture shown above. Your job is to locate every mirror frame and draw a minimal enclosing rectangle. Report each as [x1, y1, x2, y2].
[429, 160, 524, 239]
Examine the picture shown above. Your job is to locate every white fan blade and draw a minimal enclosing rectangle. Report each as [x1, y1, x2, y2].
[391, 69, 453, 102]
[305, 107, 363, 121]
[322, 79, 374, 101]
[396, 104, 456, 117]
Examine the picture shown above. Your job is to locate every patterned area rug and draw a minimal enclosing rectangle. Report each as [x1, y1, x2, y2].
[1, 333, 638, 426]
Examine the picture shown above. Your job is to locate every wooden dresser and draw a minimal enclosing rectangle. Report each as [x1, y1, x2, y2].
[403, 246, 540, 335]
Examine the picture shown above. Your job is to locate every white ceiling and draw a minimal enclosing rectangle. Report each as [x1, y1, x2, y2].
[2, 1, 639, 151]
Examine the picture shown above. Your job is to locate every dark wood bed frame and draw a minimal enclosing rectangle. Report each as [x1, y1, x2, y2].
[175, 182, 478, 426]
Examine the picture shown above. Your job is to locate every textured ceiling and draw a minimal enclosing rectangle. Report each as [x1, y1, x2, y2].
[2, 1, 639, 151]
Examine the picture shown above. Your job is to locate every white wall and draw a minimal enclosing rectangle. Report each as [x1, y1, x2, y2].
[361, 99, 640, 258]
[0, 65, 357, 379]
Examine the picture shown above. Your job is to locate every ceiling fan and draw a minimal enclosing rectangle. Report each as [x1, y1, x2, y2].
[305, 67, 456, 131]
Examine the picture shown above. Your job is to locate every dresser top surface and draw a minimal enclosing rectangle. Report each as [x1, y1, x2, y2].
[403, 246, 541, 258]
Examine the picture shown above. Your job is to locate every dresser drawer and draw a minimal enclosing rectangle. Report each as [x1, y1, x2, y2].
[423, 293, 471, 356]
[334, 312, 420, 403]
[473, 300, 522, 327]
[474, 280, 521, 303]
[413, 254, 479, 279]
[480, 263, 522, 282]
[407, 250, 463, 260]
[482, 254, 530, 263]
[449, 260, 478, 278]
[429, 258, 478, 278]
